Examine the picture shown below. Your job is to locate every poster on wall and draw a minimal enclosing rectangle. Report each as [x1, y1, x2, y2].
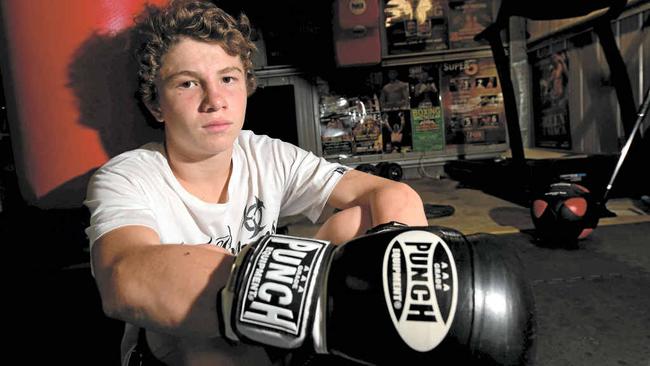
[380, 110, 413, 153]
[447, 0, 492, 49]
[375, 68, 414, 153]
[320, 115, 354, 157]
[352, 112, 383, 155]
[318, 74, 387, 157]
[383, 0, 449, 54]
[317, 62, 449, 156]
[411, 107, 444, 151]
[317, 78, 356, 157]
[533, 51, 572, 149]
[407, 64, 444, 151]
[439, 58, 506, 145]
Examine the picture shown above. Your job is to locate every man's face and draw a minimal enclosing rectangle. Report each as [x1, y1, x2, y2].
[150, 37, 247, 159]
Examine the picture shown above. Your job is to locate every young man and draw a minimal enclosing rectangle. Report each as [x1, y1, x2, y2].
[85, 1, 427, 364]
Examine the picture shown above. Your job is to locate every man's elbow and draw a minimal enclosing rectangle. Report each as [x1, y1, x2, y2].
[396, 182, 428, 226]
[94, 259, 145, 323]
[375, 181, 425, 217]
[94, 264, 126, 321]
[393, 181, 424, 208]
[378, 180, 416, 199]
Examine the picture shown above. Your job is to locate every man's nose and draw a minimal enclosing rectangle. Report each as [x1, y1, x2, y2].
[201, 83, 226, 112]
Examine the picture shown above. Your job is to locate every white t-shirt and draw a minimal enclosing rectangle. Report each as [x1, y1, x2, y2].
[84, 130, 349, 364]
[85, 130, 348, 253]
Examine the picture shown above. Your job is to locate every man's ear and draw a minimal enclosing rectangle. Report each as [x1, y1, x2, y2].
[145, 101, 164, 123]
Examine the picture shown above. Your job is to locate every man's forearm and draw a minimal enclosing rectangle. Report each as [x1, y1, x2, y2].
[101, 244, 234, 338]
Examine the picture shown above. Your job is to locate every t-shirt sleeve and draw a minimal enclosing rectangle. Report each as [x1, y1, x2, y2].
[84, 164, 159, 252]
[276, 141, 350, 223]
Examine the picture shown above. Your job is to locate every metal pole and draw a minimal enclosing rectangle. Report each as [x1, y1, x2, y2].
[601, 87, 650, 204]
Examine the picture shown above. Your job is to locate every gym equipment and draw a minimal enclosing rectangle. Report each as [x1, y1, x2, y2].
[376, 161, 404, 181]
[600, 86, 650, 205]
[355, 163, 379, 175]
[531, 182, 598, 244]
[424, 203, 455, 219]
[531, 86, 649, 244]
[355, 162, 404, 181]
[221, 225, 535, 365]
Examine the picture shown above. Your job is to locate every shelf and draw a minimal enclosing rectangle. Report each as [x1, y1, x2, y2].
[326, 142, 507, 168]
[381, 46, 495, 67]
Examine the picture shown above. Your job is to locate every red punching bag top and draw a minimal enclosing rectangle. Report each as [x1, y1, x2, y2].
[0, 0, 167, 208]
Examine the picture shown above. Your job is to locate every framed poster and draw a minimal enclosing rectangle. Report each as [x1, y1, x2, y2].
[447, 0, 492, 49]
[380, 110, 413, 153]
[320, 115, 355, 157]
[533, 51, 572, 149]
[317, 78, 356, 157]
[379, 68, 411, 111]
[407, 63, 444, 151]
[411, 107, 444, 151]
[352, 112, 383, 155]
[440, 58, 506, 145]
[383, 0, 449, 54]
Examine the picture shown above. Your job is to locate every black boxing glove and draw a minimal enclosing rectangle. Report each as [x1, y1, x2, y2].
[220, 227, 535, 365]
[324, 225, 536, 365]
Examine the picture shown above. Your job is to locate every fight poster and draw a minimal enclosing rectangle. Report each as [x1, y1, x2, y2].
[407, 63, 444, 151]
[533, 51, 571, 149]
[317, 77, 356, 157]
[380, 110, 413, 153]
[447, 0, 492, 49]
[383, 0, 449, 54]
[320, 115, 354, 157]
[440, 58, 506, 145]
[352, 112, 383, 155]
[376, 67, 414, 153]
[411, 107, 444, 151]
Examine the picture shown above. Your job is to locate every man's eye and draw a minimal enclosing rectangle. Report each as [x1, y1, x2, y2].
[222, 76, 237, 84]
[179, 80, 198, 88]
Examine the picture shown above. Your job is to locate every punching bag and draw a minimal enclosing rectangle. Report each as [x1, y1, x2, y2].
[0, 0, 165, 208]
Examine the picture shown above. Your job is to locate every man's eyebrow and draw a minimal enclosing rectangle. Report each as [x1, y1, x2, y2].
[162, 70, 200, 83]
[218, 66, 244, 75]
[162, 66, 244, 82]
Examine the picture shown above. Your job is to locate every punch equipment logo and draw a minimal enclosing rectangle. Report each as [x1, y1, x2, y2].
[382, 230, 458, 351]
[239, 236, 328, 335]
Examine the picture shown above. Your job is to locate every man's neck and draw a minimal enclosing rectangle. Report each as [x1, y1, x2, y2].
[165, 144, 234, 204]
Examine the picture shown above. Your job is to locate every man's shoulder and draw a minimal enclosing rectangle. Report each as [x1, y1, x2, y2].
[237, 130, 274, 145]
[236, 130, 289, 152]
[98, 142, 166, 173]
[236, 130, 308, 164]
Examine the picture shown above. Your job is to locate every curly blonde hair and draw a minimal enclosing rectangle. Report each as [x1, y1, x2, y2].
[133, 0, 257, 109]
